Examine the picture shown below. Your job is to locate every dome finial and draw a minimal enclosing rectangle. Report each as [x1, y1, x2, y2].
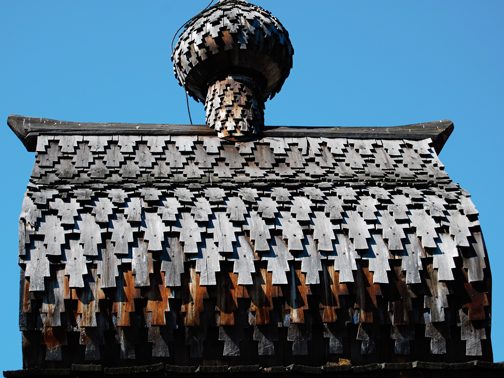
[172, 0, 293, 140]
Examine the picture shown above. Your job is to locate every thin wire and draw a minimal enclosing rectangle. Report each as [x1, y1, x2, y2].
[171, 0, 215, 125]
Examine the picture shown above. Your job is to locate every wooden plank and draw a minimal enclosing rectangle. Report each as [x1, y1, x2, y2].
[172, 213, 204, 253]
[221, 145, 246, 168]
[390, 325, 415, 355]
[184, 326, 205, 358]
[134, 143, 156, 167]
[97, 239, 120, 288]
[41, 266, 65, 327]
[216, 262, 239, 326]
[362, 234, 391, 284]
[356, 323, 375, 355]
[253, 324, 278, 356]
[286, 146, 305, 168]
[349, 138, 375, 156]
[80, 327, 104, 361]
[253, 145, 275, 168]
[424, 194, 446, 218]
[376, 210, 405, 251]
[389, 264, 412, 326]
[389, 194, 411, 221]
[298, 235, 322, 285]
[158, 197, 181, 221]
[161, 237, 185, 287]
[209, 212, 240, 253]
[110, 213, 135, 255]
[463, 282, 489, 321]
[356, 196, 378, 221]
[445, 209, 472, 247]
[231, 235, 256, 285]
[113, 268, 140, 327]
[319, 261, 349, 323]
[465, 231, 487, 283]
[39, 214, 66, 256]
[311, 212, 335, 251]
[285, 262, 309, 324]
[78, 214, 104, 256]
[144, 135, 169, 153]
[103, 143, 123, 167]
[125, 197, 142, 222]
[181, 262, 207, 327]
[271, 187, 291, 203]
[64, 239, 88, 288]
[73, 142, 94, 168]
[433, 233, 458, 281]
[354, 264, 378, 323]
[459, 195, 479, 216]
[194, 238, 222, 286]
[323, 322, 346, 354]
[191, 197, 212, 222]
[324, 196, 344, 221]
[291, 196, 313, 221]
[147, 325, 172, 358]
[409, 209, 439, 249]
[460, 309, 486, 356]
[257, 197, 278, 219]
[37, 141, 59, 167]
[145, 269, 172, 326]
[164, 143, 186, 168]
[118, 135, 138, 153]
[171, 136, 197, 152]
[331, 232, 358, 283]
[91, 197, 114, 223]
[245, 211, 272, 252]
[425, 321, 449, 355]
[238, 187, 258, 203]
[48, 109, 425, 148]
[193, 144, 216, 168]
[278, 211, 304, 252]
[202, 136, 221, 153]
[141, 212, 169, 251]
[77, 265, 101, 328]
[263, 236, 292, 285]
[287, 321, 312, 356]
[219, 326, 241, 356]
[139, 188, 163, 202]
[343, 211, 370, 250]
[205, 187, 226, 202]
[401, 233, 424, 284]
[132, 238, 150, 287]
[226, 196, 248, 221]
[424, 263, 449, 323]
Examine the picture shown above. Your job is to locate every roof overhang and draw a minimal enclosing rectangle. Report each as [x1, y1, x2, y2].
[7, 114, 453, 154]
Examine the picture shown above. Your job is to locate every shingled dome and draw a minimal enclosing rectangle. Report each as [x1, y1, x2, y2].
[172, 0, 294, 139]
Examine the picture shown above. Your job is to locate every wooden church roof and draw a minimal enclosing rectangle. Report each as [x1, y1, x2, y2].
[8, 115, 492, 370]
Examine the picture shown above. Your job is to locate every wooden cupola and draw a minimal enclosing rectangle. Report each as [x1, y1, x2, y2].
[172, 0, 293, 140]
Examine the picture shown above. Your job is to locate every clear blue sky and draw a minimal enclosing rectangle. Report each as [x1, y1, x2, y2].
[1, 0, 503, 370]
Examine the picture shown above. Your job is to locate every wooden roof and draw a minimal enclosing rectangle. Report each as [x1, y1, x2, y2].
[8, 115, 453, 154]
[11, 116, 491, 369]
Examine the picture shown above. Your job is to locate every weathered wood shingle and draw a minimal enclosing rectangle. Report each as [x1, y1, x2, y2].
[14, 119, 492, 368]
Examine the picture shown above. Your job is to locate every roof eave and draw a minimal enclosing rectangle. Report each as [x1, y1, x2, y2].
[7, 114, 454, 154]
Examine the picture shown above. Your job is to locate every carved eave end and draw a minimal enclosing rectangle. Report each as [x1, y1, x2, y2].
[8, 114, 37, 152]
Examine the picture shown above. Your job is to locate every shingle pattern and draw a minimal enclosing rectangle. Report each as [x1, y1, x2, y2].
[204, 75, 265, 139]
[172, 0, 293, 102]
[18, 134, 491, 367]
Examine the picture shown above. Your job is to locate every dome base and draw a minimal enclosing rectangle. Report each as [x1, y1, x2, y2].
[205, 74, 265, 140]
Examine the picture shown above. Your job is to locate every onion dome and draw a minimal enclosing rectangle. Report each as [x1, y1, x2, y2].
[172, 0, 294, 140]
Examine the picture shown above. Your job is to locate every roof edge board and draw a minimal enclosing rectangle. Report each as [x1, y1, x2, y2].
[7, 114, 453, 154]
